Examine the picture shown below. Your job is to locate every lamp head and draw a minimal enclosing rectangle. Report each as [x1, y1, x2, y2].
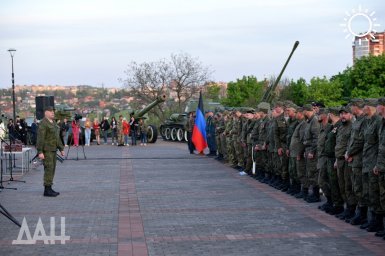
[8, 48, 16, 57]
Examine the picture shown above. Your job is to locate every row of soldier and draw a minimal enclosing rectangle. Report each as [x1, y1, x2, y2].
[206, 98, 385, 240]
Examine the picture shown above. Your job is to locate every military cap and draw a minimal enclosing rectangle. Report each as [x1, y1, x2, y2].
[296, 106, 304, 112]
[274, 101, 284, 108]
[364, 98, 377, 107]
[378, 98, 385, 106]
[328, 107, 340, 116]
[303, 104, 313, 111]
[349, 98, 365, 108]
[257, 102, 270, 114]
[318, 108, 329, 115]
[44, 106, 55, 111]
[339, 106, 350, 113]
[286, 102, 298, 110]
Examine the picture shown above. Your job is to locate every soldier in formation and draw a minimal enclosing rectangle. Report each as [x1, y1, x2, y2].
[206, 98, 385, 240]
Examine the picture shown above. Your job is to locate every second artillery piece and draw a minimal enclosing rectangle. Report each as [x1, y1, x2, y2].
[130, 94, 167, 143]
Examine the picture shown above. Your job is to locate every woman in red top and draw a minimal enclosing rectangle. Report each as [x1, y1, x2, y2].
[93, 119, 101, 145]
[71, 119, 80, 146]
[122, 118, 130, 146]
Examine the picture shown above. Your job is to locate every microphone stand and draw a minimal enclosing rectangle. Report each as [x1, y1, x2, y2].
[0, 138, 17, 190]
[0, 126, 25, 183]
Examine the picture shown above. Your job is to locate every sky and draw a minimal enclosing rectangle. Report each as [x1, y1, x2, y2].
[0, 0, 384, 88]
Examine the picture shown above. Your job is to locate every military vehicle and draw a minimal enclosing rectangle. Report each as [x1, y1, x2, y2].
[160, 99, 223, 142]
[131, 94, 167, 143]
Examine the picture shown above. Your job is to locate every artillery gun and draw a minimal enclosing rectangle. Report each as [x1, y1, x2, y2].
[131, 94, 167, 143]
[160, 100, 223, 142]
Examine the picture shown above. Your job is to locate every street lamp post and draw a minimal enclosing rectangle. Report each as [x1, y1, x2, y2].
[8, 48, 16, 122]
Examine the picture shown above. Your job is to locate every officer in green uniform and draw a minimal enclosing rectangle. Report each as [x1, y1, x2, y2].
[36, 106, 65, 197]
[243, 110, 257, 174]
[325, 107, 344, 215]
[364, 98, 385, 234]
[335, 106, 355, 220]
[272, 102, 288, 189]
[267, 110, 278, 185]
[214, 112, 225, 160]
[317, 108, 332, 207]
[285, 103, 299, 193]
[373, 98, 385, 238]
[345, 99, 366, 224]
[303, 104, 320, 202]
[289, 107, 305, 196]
[256, 102, 270, 182]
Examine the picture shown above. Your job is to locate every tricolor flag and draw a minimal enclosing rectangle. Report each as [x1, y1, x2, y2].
[191, 91, 208, 154]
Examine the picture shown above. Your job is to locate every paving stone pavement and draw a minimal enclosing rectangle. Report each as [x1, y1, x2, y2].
[1, 141, 385, 256]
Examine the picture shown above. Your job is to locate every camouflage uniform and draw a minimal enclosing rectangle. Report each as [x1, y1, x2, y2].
[226, 117, 236, 165]
[325, 118, 344, 211]
[273, 112, 289, 185]
[266, 118, 276, 181]
[234, 117, 244, 168]
[257, 115, 270, 180]
[335, 113, 355, 218]
[244, 118, 257, 173]
[303, 113, 320, 188]
[375, 103, 385, 227]
[317, 121, 332, 200]
[215, 115, 225, 158]
[290, 119, 306, 189]
[287, 116, 299, 191]
[36, 117, 64, 187]
[346, 113, 366, 209]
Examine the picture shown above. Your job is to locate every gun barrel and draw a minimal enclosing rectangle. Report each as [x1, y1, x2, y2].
[134, 94, 167, 118]
[262, 41, 300, 103]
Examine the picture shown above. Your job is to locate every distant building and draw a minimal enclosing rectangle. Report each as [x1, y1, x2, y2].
[353, 31, 385, 61]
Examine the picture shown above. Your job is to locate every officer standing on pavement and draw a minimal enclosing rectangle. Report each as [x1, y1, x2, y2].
[36, 106, 65, 197]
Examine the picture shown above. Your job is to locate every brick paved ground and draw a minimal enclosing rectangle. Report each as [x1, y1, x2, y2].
[1, 141, 385, 255]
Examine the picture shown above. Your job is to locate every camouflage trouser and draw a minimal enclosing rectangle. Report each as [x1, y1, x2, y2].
[215, 134, 222, 155]
[369, 172, 385, 214]
[306, 155, 318, 187]
[337, 158, 357, 206]
[272, 152, 281, 176]
[226, 137, 236, 164]
[233, 137, 243, 167]
[327, 157, 343, 207]
[266, 152, 274, 175]
[379, 172, 385, 214]
[352, 167, 366, 207]
[220, 134, 227, 160]
[244, 144, 254, 172]
[281, 153, 289, 181]
[288, 157, 298, 183]
[317, 156, 330, 197]
[43, 151, 57, 186]
[118, 131, 124, 145]
[297, 157, 307, 188]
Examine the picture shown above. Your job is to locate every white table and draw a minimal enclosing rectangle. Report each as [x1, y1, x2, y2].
[3, 147, 32, 175]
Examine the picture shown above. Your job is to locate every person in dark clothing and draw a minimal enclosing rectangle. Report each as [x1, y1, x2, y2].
[100, 117, 110, 145]
[130, 115, 138, 146]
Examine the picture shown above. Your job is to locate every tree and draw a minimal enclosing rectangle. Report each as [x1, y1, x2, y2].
[121, 59, 171, 121]
[350, 54, 385, 98]
[204, 82, 221, 101]
[169, 52, 212, 112]
[279, 78, 308, 106]
[307, 76, 344, 107]
[222, 76, 264, 107]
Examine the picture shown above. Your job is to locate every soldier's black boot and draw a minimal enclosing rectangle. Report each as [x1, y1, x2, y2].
[349, 206, 367, 225]
[50, 187, 60, 196]
[342, 205, 356, 221]
[318, 196, 333, 211]
[291, 183, 301, 196]
[367, 214, 384, 232]
[306, 186, 321, 203]
[295, 187, 308, 199]
[280, 179, 290, 192]
[44, 186, 58, 197]
[286, 182, 295, 194]
[336, 207, 348, 219]
[327, 205, 344, 215]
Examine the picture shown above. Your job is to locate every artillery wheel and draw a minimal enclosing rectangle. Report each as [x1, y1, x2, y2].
[165, 128, 171, 140]
[147, 125, 158, 143]
[171, 128, 178, 141]
[177, 128, 184, 142]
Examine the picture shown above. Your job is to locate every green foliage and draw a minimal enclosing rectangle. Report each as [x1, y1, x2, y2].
[222, 76, 264, 107]
[205, 83, 221, 101]
[349, 54, 385, 98]
[307, 77, 345, 107]
[279, 78, 308, 106]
